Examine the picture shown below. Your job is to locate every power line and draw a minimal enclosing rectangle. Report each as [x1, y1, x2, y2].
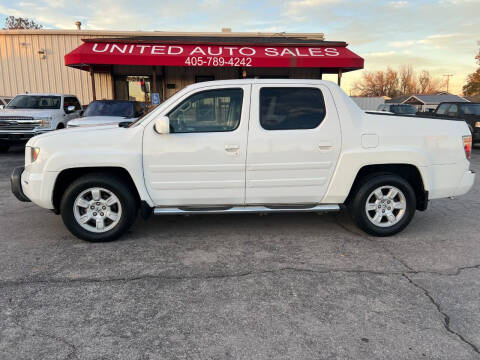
[443, 74, 453, 93]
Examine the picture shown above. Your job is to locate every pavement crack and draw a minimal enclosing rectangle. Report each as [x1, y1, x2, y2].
[403, 273, 480, 355]
[0, 267, 408, 287]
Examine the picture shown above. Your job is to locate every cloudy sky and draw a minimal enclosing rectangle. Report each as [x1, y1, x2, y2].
[1, 0, 478, 94]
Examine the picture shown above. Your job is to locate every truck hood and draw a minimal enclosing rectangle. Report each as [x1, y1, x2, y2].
[0, 108, 60, 117]
[67, 116, 133, 127]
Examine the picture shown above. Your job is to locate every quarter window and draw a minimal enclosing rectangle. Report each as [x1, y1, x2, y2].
[260, 87, 326, 130]
[168, 88, 243, 133]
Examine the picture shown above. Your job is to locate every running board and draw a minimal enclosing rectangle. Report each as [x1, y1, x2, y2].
[153, 204, 340, 215]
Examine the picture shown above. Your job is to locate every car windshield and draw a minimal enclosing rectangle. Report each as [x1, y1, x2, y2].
[6, 95, 61, 109]
[83, 101, 134, 117]
[461, 104, 480, 115]
[390, 105, 417, 115]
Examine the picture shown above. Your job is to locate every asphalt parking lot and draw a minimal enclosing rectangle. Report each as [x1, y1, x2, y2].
[0, 146, 479, 360]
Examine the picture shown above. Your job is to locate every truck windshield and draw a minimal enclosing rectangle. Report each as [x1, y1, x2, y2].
[6, 95, 61, 109]
[390, 105, 417, 115]
[83, 101, 135, 118]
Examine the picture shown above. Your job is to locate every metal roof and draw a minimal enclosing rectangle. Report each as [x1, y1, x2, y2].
[403, 94, 468, 105]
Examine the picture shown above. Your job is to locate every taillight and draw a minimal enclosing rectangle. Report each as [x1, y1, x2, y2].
[463, 135, 472, 160]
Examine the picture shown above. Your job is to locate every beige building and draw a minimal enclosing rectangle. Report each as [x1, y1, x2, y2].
[0, 28, 363, 105]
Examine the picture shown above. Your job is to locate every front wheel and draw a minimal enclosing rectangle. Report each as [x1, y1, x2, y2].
[348, 174, 416, 237]
[60, 174, 138, 242]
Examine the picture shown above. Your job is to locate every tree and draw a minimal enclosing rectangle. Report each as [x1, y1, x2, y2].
[353, 66, 442, 97]
[352, 67, 399, 97]
[3, 16, 43, 30]
[463, 68, 480, 96]
[462, 47, 480, 96]
[418, 70, 442, 94]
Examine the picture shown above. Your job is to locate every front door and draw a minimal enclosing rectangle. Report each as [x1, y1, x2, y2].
[143, 85, 250, 206]
[245, 84, 341, 204]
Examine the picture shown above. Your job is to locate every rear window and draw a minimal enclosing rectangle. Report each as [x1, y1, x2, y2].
[461, 104, 480, 115]
[260, 87, 326, 130]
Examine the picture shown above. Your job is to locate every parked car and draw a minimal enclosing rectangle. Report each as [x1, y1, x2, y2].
[377, 103, 418, 115]
[0, 93, 82, 152]
[0, 96, 12, 107]
[67, 100, 146, 128]
[420, 102, 480, 145]
[11, 79, 474, 242]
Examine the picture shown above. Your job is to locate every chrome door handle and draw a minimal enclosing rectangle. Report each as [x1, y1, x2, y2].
[318, 144, 333, 151]
[225, 145, 240, 152]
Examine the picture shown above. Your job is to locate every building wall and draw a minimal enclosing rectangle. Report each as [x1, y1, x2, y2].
[0, 32, 115, 104]
[0, 30, 326, 104]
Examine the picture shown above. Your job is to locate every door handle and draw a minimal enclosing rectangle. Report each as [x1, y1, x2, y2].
[225, 145, 240, 151]
[318, 144, 333, 151]
[225, 145, 240, 155]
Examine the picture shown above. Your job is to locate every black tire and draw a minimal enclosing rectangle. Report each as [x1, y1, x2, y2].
[56, 123, 65, 129]
[60, 173, 138, 242]
[0, 144, 9, 153]
[348, 174, 416, 237]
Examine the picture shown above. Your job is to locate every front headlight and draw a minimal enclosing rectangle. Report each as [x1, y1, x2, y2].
[30, 147, 40, 162]
[35, 116, 52, 128]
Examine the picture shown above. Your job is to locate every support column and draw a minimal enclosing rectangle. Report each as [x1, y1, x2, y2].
[90, 67, 96, 101]
[162, 66, 167, 101]
[152, 66, 157, 93]
[337, 69, 342, 86]
[110, 66, 115, 99]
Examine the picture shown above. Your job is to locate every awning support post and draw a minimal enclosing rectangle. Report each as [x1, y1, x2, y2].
[152, 66, 157, 94]
[90, 67, 96, 101]
[337, 69, 342, 86]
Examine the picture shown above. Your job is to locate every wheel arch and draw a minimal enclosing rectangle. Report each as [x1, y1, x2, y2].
[344, 164, 428, 211]
[52, 167, 143, 214]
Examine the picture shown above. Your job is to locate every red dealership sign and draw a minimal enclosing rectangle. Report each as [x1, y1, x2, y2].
[65, 42, 364, 69]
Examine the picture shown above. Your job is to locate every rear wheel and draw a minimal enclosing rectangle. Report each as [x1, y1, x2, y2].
[348, 174, 416, 236]
[60, 174, 137, 242]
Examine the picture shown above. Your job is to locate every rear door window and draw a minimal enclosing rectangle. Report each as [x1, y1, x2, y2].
[259, 87, 326, 130]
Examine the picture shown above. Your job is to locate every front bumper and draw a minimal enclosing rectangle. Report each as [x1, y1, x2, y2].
[10, 166, 31, 202]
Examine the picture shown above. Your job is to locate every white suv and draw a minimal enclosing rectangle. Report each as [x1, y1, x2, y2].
[0, 93, 82, 152]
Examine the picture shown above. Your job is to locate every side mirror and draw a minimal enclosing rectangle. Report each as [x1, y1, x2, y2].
[154, 116, 170, 134]
[0, 105, 4, 109]
[65, 105, 75, 114]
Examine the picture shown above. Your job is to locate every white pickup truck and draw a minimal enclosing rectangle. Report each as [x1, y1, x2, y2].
[11, 80, 475, 242]
[0, 93, 82, 152]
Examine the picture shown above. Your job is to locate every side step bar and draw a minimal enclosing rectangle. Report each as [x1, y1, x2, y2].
[153, 204, 340, 215]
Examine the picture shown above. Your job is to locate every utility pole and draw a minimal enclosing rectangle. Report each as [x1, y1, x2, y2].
[443, 74, 453, 93]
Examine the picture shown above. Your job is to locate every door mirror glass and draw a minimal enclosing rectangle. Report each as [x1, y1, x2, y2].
[154, 116, 170, 134]
[66, 105, 75, 113]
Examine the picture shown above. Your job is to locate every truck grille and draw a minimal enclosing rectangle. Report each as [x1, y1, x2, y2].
[0, 116, 38, 131]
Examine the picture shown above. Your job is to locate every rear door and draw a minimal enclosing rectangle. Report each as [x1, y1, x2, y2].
[245, 84, 341, 204]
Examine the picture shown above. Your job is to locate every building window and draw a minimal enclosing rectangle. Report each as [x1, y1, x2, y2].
[114, 76, 154, 103]
[259, 87, 326, 130]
